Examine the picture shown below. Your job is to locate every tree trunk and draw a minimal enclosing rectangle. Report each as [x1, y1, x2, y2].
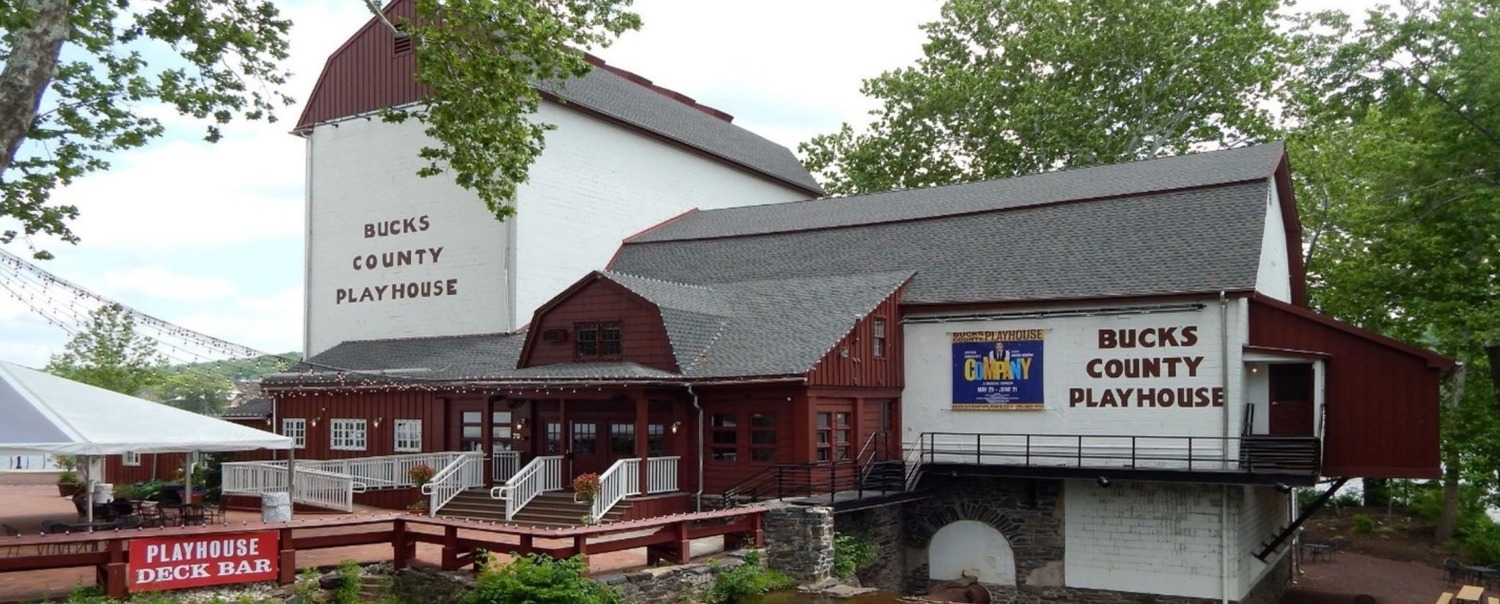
[0, 0, 71, 175]
[1435, 361, 1467, 544]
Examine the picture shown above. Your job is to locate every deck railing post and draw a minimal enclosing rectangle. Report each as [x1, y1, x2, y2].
[1131, 436, 1137, 468]
[975, 434, 982, 464]
[278, 527, 296, 585]
[393, 518, 411, 570]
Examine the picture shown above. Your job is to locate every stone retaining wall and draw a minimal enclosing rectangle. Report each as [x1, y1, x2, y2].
[834, 503, 906, 590]
[764, 504, 834, 582]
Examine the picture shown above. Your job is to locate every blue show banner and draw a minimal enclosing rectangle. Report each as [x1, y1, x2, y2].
[951, 329, 1045, 410]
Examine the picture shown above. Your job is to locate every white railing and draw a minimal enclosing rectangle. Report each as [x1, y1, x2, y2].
[221, 461, 361, 512]
[589, 458, 641, 522]
[646, 456, 679, 494]
[491, 455, 563, 521]
[493, 451, 521, 482]
[238, 452, 470, 489]
[420, 452, 485, 515]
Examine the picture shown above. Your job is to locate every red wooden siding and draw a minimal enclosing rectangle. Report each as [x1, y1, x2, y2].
[519, 278, 676, 371]
[295, 0, 423, 130]
[807, 285, 906, 388]
[620, 493, 694, 520]
[273, 391, 445, 460]
[1248, 297, 1446, 479]
[695, 386, 802, 494]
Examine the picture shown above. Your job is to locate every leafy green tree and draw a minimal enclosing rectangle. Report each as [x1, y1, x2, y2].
[1285, 0, 1500, 543]
[798, 0, 1290, 195]
[0, 0, 638, 259]
[45, 303, 165, 395]
[157, 372, 234, 416]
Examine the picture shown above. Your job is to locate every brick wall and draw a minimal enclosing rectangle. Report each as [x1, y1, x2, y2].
[1064, 480, 1236, 599]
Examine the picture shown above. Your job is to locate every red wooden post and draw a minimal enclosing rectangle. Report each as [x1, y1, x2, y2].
[573, 534, 589, 565]
[518, 534, 533, 555]
[278, 527, 296, 585]
[672, 518, 690, 564]
[441, 525, 460, 570]
[635, 393, 649, 493]
[393, 518, 410, 570]
[103, 538, 127, 599]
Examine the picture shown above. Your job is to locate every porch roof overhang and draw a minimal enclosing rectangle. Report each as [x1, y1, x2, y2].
[258, 371, 809, 394]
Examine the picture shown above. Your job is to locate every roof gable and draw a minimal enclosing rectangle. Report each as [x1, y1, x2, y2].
[294, 0, 821, 194]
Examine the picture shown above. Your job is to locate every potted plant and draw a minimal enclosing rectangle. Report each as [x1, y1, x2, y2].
[409, 464, 436, 489]
[572, 472, 601, 505]
[407, 464, 436, 514]
[56, 471, 81, 497]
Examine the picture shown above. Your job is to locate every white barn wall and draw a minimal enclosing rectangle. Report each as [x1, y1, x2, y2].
[512, 102, 811, 326]
[304, 102, 810, 356]
[902, 300, 1250, 446]
[1064, 480, 1239, 599]
[1237, 485, 1290, 596]
[1254, 186, 1293, 302]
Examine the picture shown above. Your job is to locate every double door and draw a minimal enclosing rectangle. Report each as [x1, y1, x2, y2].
[538, 412, 668, 478]
[447, 400, 515, 483]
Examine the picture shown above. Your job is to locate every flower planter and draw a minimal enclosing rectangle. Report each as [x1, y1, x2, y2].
[57, 483, 79, 498]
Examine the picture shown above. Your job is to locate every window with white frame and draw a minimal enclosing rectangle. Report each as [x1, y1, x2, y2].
[123, 451, 140, 466]
[330, 419, 367, 451]
[282, 418, 306, 449]
[394, 419, 422, 452]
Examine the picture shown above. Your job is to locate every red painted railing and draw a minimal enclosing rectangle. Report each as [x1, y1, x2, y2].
[0, 507, 766, 599]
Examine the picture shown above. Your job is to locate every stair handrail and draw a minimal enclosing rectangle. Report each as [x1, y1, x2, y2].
[588, 458, 642, 522]
[490, 455, 564, 521]
[420, 451, 484, 515]
[855, 431, 889, 486]
[903, 434, 927, 491]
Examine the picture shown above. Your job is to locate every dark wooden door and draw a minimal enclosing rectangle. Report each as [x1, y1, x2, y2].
[1269, 363, 1315, 436]
[569, 419, 608, 477]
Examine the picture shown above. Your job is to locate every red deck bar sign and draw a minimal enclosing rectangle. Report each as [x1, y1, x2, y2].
[128, 531, 279, 592]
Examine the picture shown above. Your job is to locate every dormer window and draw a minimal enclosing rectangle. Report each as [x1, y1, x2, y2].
[576, 322, 622, 359]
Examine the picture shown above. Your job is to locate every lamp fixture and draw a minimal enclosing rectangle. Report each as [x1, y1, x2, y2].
[1274, 482, 1292, 494]
[373, 417, 383, 428]
[1096, 476, 1112, 488]
[671, 421, 682, 435]
[311, 417, 321, 428]
[514, 417, 529, 440]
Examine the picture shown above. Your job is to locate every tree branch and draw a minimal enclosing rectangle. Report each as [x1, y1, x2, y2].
[361, 0, 400, 34]
[0, 0, 72, 176]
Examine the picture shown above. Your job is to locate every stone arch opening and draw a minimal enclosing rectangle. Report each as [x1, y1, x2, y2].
[928, 519, 1016, 585]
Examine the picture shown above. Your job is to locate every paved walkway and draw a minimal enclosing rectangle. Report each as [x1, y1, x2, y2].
[0, 485, 723, 603]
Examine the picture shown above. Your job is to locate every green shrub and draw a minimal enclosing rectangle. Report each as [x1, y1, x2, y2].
[1351, 514, 1376, 533]
[293, 568, 327, 604]
[465, 554, 616, 604]
[1465, 521, 1500, 566]
[833, 532, 879, 582]
[704, 550, 796, 604]
[333, 560, 362, 604]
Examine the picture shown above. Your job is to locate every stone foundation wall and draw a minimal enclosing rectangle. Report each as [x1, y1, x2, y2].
[902, 475, 1065, 593]
[764, 504, 834, 582]
[603, 561, 727, 603]
[1239, 552, 1292, 604]
[834, 503, 906, 591]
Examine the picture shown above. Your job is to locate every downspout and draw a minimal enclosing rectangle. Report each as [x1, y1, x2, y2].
[688, 383, 703, 512]
[1220, 291, 1232, 604]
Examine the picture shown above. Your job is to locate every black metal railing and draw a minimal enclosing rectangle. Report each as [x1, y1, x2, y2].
[720, 458, 908, 507]
[915, 432, 1320, 475]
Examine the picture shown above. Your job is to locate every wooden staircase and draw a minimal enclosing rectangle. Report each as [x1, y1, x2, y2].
[435, 489, 632, 527]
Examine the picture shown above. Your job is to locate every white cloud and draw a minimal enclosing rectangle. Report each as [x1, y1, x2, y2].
[168, 287, 304, 357]
[98, 266, 239, 302]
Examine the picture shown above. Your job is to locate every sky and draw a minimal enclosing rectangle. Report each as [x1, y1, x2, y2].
[0, 0, 1374, 369]
[0, 0, 946, 368]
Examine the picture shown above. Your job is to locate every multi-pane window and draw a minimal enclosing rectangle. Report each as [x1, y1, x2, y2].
[492, 411, 513, 452]
[572, 422, 597, 454]
[123, 451, 141, 466]
[394, 420, 422, 452]
[815, 412, 851, 461]
[749, 413, 777, 462]
[710, 413, 737, 461]
[330, 419, 368, 451]
[873, 318, 887, 358]
[647, 424, 666, 457]
[611, 423, 635, 456]
[282, 418, 306, 449]
[544, 422, 562, 454]
[576, 322, 622, 359]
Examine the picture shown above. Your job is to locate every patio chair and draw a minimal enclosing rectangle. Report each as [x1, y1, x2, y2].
[203, 498, 228, 525]
[1446, 559, 1466, 586]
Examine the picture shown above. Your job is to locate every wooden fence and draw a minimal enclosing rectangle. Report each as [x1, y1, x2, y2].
[0, 508, 766, 600]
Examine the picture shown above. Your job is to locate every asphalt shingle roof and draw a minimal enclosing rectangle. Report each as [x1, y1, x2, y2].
[267, 332, 525, 384]
[631, 142, 1282, 243]
[219, 397, 271, 419]
[541, 69, 824, 194]
[611, 145, 1284, 305]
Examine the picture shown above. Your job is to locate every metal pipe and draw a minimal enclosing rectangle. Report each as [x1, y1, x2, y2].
[1220, 291, 1231, 604]
[688, 384, 703, 512]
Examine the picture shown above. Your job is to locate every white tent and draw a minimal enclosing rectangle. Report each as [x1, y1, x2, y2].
[0, 361, 291, 455]
[0, 360, 293, 523]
